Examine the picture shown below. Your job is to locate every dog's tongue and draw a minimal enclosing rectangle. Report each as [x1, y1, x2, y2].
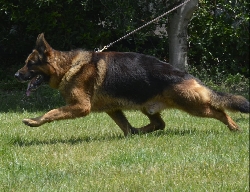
[26, 90, 31, 97]
[26, 81, 32, 96]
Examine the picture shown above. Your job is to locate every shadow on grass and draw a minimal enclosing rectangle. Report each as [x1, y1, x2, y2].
[10, 128, 222, 147]
[10, 134, 125, 147]
[152, 128, 221, 137]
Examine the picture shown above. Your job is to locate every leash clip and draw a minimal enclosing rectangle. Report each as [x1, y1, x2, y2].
[94, 46, 108, 52]
[94, 48, 100, 52]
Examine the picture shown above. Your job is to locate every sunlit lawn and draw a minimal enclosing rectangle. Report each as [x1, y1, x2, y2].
[0, 88, 249, 191]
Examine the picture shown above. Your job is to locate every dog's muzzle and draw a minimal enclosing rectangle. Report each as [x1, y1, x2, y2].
[14, 71, 24, 82]
[15, 70, 33, 83]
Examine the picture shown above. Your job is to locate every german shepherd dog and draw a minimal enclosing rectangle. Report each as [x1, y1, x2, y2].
[15, 33, 249, 136]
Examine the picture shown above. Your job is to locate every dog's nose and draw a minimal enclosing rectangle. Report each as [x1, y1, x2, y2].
[14, 71, 20, 79]
[15, 72, 19, 78]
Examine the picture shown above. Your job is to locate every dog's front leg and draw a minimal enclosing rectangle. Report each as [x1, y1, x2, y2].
[107, 110, 139, 136]
[23, 104, 91, 127]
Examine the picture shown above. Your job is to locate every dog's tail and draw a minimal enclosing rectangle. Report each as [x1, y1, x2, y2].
[210, 91, 249, 113]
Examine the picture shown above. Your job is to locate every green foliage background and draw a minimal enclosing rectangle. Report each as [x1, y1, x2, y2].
[0, 0, 249, 80]
[188, 0, 249, 76]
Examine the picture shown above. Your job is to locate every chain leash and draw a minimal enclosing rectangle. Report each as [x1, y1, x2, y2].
[95, 0, 191, 52]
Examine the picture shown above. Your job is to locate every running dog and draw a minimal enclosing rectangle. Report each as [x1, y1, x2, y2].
[15, 33, 249, 136]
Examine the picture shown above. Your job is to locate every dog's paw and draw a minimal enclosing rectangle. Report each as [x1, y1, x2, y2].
[22, 118, 42, 127]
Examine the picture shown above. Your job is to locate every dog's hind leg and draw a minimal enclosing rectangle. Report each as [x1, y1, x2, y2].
[107, 110, 165, 136]
[134, 111, 165, 134]
[171, 79, 242, 131]
[175, 102, 240, 131]
[208, 109, 240, 131]
[193, 106, 241, 131]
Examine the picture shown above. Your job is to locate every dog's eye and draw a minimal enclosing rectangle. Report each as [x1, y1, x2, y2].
[27, 60, 36, 69]
[27, 60, 35, 67]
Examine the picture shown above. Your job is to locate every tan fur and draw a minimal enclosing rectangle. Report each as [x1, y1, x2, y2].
[95, 59, 107, 89]
[173, 79, 210, 103]
[59, 52, 92, 90]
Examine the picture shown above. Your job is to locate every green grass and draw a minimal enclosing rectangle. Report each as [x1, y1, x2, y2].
[0, 85, 249, 191]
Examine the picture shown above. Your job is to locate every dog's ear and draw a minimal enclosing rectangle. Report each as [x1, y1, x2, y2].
[35, 33, 52, 54]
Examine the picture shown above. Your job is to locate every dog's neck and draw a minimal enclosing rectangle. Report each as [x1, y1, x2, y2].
[48, 49, 93, 90]
[47, 49, 81, 89]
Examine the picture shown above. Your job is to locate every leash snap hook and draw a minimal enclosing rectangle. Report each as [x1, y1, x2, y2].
[94, 48, 100, 52]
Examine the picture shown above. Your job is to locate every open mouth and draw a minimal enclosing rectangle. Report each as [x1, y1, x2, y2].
[26, 75, 44, 96]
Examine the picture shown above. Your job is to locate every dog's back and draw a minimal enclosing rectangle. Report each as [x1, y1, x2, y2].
[95, 52, 190, 102]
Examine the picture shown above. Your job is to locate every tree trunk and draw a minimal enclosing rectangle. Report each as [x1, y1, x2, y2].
[168, 0, 198, 71]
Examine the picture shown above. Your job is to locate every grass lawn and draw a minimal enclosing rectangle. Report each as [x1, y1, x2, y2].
[0, 87, 249, 191]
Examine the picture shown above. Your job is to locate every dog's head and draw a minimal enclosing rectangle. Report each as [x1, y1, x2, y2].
[15, 33, 52, 96]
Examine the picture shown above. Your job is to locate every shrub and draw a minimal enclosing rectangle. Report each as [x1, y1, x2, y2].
[188, 0, 249, 76]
